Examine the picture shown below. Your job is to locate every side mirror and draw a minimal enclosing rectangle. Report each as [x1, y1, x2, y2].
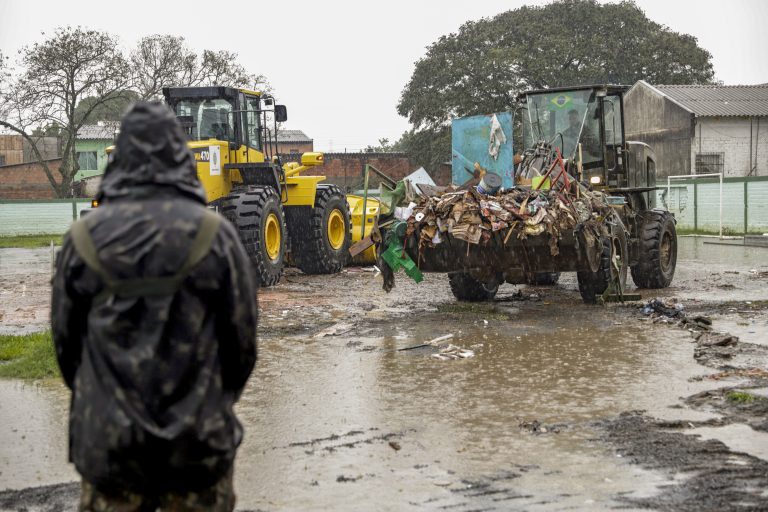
[275, 105, 288, 123]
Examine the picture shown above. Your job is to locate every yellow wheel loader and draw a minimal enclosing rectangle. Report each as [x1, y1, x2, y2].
[161, 86, 352, 286]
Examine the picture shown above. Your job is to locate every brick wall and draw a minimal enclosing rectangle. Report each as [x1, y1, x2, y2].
[280, 152, 450, 191]
[692, 117, 768, 177]
[0, 159, 62, 199]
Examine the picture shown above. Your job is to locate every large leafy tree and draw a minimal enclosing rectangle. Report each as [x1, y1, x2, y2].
[397, 0, 715, 171]
[0, 27, 130, 197]
[74, 90, 140, 123]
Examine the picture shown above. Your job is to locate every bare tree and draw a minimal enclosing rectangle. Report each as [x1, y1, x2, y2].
[192, 50, 271, 91]
[131, 35, 271, 100]
[130, 34, 197, 100]
[0, 27, 130, 197]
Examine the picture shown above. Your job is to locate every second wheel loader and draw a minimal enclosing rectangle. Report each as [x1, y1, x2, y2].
[162, 86, 350, 286]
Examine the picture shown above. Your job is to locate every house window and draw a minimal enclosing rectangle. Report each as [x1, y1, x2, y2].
[0, 154, 5, 166]
[695, 152, 724, 175]
[77, 151, 98, 170]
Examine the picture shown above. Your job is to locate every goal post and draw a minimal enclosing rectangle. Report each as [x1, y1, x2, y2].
[666, 173, 723, 239]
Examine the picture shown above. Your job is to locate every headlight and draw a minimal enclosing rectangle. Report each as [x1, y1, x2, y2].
[91, 199, 100, 208]
[590, 176, 602, 185]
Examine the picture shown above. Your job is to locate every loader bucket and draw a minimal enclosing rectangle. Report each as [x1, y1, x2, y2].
[346, 194, 380, 265]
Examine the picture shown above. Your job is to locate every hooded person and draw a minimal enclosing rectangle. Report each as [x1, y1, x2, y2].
[51, 101, 257, 511]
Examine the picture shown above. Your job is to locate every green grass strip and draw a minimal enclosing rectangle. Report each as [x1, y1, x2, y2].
[0, 234, 63, 249]
[726, 391, 760, 404]
[0, 331, 60, 379]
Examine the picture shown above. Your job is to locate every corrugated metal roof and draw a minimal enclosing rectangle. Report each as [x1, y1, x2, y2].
[276, 129, 312, 143]
[654, 84, 768, 117]
[77, 123, 120, 140]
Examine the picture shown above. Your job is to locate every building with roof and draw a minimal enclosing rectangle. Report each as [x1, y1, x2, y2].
[0, 134, 60, 166]
[75, 122, 120, 180]
[625, 81, 767, 177]
[275, 129, 313, 155]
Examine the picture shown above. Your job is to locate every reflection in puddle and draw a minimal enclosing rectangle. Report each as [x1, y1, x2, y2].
[0, 380, 76, 489]
[0, 303, 734, 509]
[688, 424, 768, 462]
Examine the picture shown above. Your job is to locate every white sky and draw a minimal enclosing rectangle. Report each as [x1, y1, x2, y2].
[1, 0, 766, 151]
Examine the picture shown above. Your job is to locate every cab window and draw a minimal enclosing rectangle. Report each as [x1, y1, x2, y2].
[241, 95, 262, 150]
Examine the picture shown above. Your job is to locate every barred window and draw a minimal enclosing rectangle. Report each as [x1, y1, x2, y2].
[77, 151, 98, 170]
[695, 152, 724, 175]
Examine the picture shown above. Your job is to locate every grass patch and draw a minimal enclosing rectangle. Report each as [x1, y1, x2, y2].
[726, 391, 760, 404]
[0, 234, 63, 249]
[0, 331, 59, 379]
[676, 227, 765, 237]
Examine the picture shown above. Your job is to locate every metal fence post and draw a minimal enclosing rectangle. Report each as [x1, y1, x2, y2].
[693, 182, 698, 233]
[744, 180, 749, 235]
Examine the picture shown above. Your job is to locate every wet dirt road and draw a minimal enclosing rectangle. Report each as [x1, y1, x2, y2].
[1, 237, 768, 511]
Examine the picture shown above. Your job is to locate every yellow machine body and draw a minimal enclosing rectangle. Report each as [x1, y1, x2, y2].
[346, 195, 380, 264]
[188, 138, 326, 207]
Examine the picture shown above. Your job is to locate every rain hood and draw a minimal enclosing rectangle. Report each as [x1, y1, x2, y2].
[97, 101, 206, 205]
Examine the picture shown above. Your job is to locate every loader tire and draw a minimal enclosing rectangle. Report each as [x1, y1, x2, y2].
[577, 223, 628, 304]
[448, 272, 499, 302]
[290, 185, 351, 274]
[526, 272, 561, 286]
[631, 211, 677, 289]
[221, 186, 286, 287]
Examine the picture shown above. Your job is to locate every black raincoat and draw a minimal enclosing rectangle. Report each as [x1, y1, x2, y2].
[52, 102, 257, 493]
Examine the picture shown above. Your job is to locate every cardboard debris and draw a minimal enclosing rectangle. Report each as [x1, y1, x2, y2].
[405, 185, 613, 257]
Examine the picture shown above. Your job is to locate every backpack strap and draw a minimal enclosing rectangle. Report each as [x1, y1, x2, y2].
[69, 210, 222, 302]
[69, 219, 115, 288]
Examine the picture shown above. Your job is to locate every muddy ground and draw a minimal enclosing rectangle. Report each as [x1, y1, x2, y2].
[1, 237, 768, 511]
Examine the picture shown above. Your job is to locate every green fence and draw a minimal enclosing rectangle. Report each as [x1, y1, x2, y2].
[0, 199, 90, 236]
[657, 176, 768, 235]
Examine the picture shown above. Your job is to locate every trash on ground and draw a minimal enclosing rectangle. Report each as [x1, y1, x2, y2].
[431, 344, 475, 360]
[642, 298, 685, 318]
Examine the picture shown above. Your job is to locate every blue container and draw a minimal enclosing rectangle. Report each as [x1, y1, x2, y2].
[451, 112, 514, 188]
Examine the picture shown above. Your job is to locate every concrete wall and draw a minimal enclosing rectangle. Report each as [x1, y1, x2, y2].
[692, 117, 767, 177]
[277, 141, 313, 155]
[0, 159, 62, 199]
[657, 176, 768, 234]
[0, 200, 90, 236]
[624, 82, 694, 178]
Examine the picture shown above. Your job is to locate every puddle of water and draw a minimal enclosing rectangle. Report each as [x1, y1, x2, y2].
[0, 297, 739, 509]
[711, 313, 768, 347]
[230, 305, 719, 509]
[687, 424, 768, 462]
[677, 237, 768, 269]
[0, 379, 77, 489]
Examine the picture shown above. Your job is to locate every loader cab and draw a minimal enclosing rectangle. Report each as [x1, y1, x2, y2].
[517, 85, 639, 191]
[162, 86, 287, 160]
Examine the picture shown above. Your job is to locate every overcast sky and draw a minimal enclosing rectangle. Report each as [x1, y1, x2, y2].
[1, 0, 766, 151]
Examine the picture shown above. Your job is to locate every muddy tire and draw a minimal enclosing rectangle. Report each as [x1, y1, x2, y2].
[448, 272, 499, 302]
[577, 223, 628, 304]
[289, 184, 351, 274]
[631, 211, 677, 289]
[221, 186, 286, 287]
[526, 272, 560, 286]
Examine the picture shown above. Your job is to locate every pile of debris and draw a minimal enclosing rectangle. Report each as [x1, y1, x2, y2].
[403, 186, 614, 257]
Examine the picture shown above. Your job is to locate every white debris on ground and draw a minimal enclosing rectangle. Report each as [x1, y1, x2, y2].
[423, 333, 475, 361]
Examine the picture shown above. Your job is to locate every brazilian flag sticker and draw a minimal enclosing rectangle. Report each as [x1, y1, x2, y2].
[551, 95, 572, 108]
